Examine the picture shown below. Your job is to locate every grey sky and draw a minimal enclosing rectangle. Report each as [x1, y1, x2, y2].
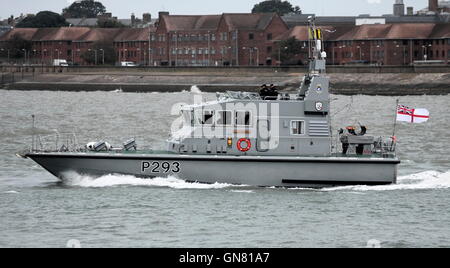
[0, 0, 430, 20]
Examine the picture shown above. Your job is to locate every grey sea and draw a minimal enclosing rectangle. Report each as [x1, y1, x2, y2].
[0, 88, 449, 248]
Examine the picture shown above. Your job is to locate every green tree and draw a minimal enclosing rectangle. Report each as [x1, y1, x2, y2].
[5, 34, 33, 59]
[16, 11, 68, 28]
[81, 40, 116, 65]
[275, 37, 306, 65]
[63, 0, 106, 18]
[252, 0, 302, 16]
[97, 18, 127, 28]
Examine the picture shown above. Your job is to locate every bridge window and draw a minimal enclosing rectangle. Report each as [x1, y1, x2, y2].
[291, 121, 305, 135]
[202, 110, 214, 125]
[236, 111, 251, 126]
[217, 111, 232, 126]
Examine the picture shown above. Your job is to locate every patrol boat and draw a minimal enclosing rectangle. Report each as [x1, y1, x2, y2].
[21, 18, 400, 188]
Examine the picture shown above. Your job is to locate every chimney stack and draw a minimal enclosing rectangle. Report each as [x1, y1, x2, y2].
[429, 0, 438, 12]
[393, 0, 405, 16]
[143, 13, 151, 23]
[158, 11, 169, 19]
[407, 7, 414, 15]
[131, 13, 136, 27]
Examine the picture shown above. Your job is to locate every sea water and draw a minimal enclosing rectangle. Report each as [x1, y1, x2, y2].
[0, 90, 449, 248]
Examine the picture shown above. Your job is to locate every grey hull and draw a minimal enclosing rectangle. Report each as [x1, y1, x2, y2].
[26, 152, 400, 188]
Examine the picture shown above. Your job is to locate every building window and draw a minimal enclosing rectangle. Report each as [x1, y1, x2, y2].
[220, 32, 228, 41]
[232, 31, 237, 40]
[236, 111, 251, 126]
[267, 46, 272, 53]
[291, 121, 305, 135]
[211, 34, 216, 41]
[249, 33, 254, 40]
[267, 33, 273, 40]
[217, 111, 232, 126]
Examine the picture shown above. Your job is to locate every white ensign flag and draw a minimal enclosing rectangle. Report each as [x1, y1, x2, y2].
[397, 105, 430, 123]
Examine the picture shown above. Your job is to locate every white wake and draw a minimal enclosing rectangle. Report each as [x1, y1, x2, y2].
[323, 170, 450, 192]
[62, 171, 232, 189]
[61, 170, 450, 192]
[190, 85, 202, 94]
[3, 191, 19, 194]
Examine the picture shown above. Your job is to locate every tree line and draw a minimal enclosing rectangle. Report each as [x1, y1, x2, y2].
[13, 0, 302, 28]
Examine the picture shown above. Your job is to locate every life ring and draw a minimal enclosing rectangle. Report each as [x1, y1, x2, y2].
[237, 138, 251, 152]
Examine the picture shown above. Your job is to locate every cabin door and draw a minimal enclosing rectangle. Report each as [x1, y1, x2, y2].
[257, 119, 270, 152]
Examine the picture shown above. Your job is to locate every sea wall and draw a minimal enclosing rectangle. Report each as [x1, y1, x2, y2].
[2, 65, 450, 74]
[2, 68, 449, 95]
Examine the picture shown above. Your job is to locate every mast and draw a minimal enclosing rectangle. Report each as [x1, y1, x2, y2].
[31, 114, 35, 152]
[307, 15, 326, 75]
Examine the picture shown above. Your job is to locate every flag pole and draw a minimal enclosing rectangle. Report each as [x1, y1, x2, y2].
[392, 99, 399, 137]
[390, 99, 399, 152]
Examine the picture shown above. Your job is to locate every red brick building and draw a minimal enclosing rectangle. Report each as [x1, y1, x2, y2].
[0, 12, 449, 66]
[280, 23, 450, 65]
[151, 12, 288, 66]
[114, 27, 154, 65]
[0, 27, 152, 65]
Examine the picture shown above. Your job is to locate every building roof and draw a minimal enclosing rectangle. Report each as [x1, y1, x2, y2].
[430, 23, 450, 38]
[78, 28, 123, 42]
[113, 28, 150, 41]
[0, 27, 153, 42]
[160, 13, 278, 32]
[0, 28, 38, 41]
[337, 24, 392, 40]
[275, 23, 450, 41]
[277, 23, 450, 41]
[222, 13, 276, 30]
[161, 15, 221, 31]
[32, 27, 92, 41]
[339, 23, 450, 40]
